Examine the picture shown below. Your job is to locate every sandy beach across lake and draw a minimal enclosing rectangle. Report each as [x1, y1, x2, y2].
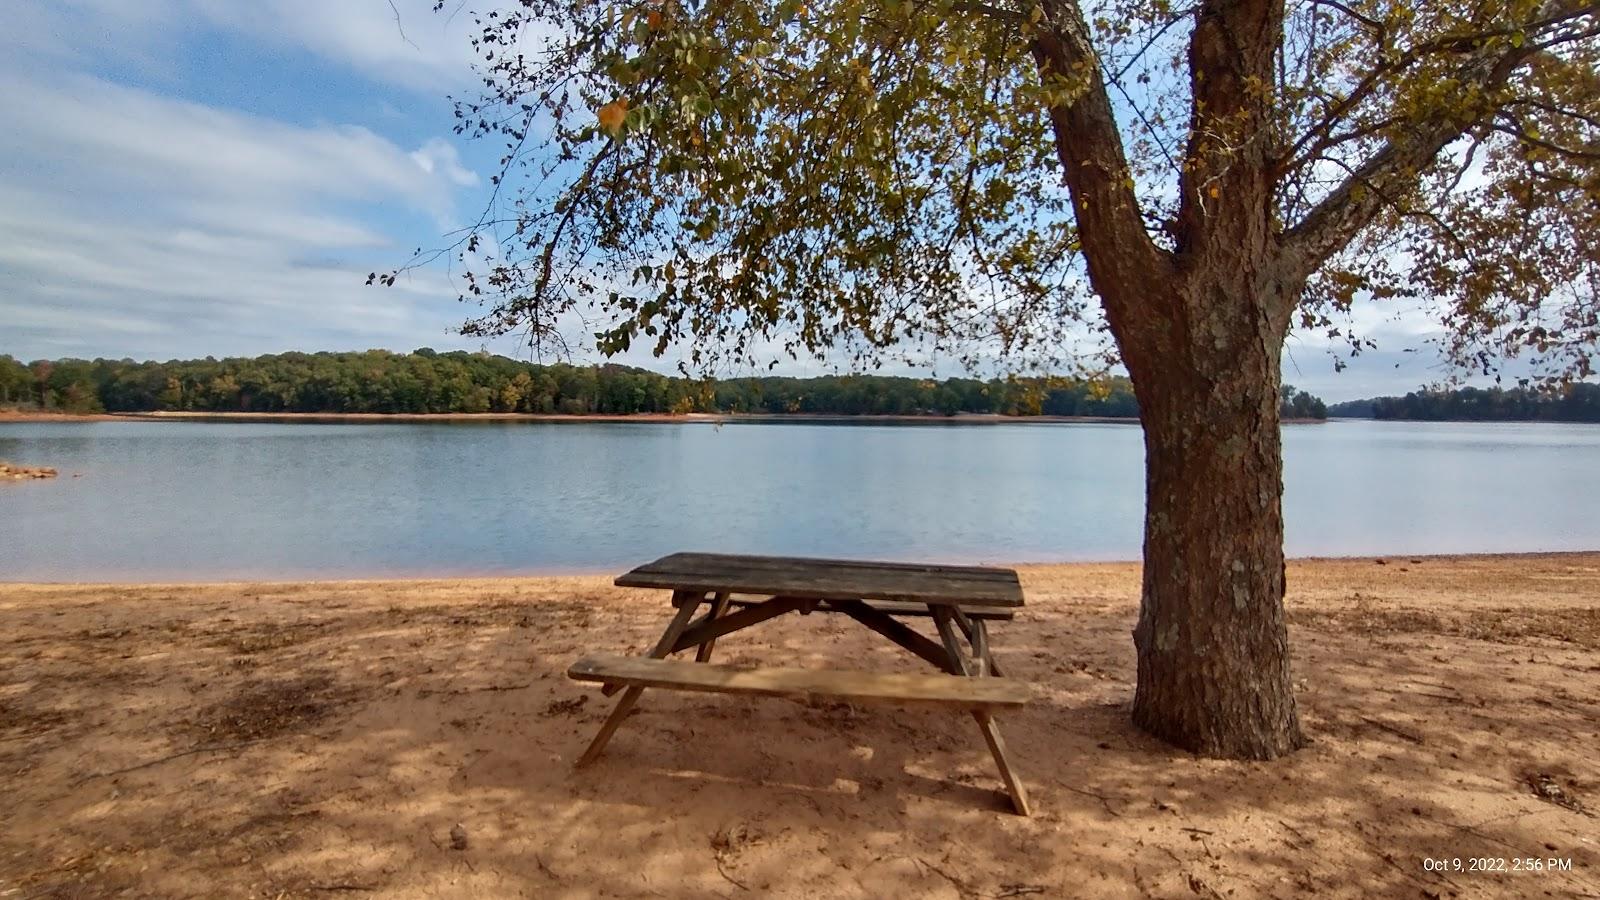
[2, 554, 1597, 898]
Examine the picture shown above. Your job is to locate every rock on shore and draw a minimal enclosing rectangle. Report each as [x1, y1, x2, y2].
[1, 461, 57, 480]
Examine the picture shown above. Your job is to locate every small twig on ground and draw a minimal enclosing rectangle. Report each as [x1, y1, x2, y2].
[1411, 691, 1464, 702]
[1449, 819, 1543, 852]
[418, 682, 533, 697]
[1187, 873, 1226, 900]
[309, 883, 378, 893]
[1180, 827, 1215, 835]
[1061, 784, 1122, 817]
[1358, 716, 1425, 744]
[992, 886, 1046, 898]
[713, 855, 749, 892]
[535, 854, 560, 880]
[918, 857, 976, 899]
[74, 738, 275, 784]
[1277, 819, 1311, 846]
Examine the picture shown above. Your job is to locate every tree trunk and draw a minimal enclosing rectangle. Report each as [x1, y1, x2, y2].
[1124, 278, 1305, 760]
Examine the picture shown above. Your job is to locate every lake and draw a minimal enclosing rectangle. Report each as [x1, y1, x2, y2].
[2, 418, 1597, 581]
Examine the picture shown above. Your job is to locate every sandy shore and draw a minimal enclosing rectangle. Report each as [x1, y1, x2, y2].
[0, 409, 125, 422]
[3, 554, 1596, 898]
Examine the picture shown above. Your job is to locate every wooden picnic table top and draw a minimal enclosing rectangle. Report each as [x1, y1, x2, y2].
[614, 552, 1024, 608]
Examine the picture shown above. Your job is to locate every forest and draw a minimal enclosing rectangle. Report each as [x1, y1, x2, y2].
[1329, 385, 1600, 422]
[0, 350, 1327, 420]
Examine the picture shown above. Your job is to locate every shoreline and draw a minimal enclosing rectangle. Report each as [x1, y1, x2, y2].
[3, 549, 1596, 587]
[1, 409, 1332, 426]
[0, 409, 126, 422]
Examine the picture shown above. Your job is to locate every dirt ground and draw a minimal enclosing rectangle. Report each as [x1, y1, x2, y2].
[2, 554, 1597, 899]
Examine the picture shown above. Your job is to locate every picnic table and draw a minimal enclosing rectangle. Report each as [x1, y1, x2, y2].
[567, 552, 1034, 815]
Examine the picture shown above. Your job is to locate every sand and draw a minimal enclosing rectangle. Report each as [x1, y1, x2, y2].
[1, 554, 1596, 898]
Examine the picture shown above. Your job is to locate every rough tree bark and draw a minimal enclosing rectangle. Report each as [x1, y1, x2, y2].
[1122, 274, 1305, 758]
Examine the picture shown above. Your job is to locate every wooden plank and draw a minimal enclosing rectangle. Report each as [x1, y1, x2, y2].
[621, 567, 1018, 605]
[857, 599, 1013, 620]
[932, 607, 974, 677]
[973, 710, 1032, 816]
[969, 616, 991, 678]
[617, 553, 1023, 607]
[666, 596, 807, 655]
[641, 551, 1018, 580]
[626, 552, 1019, 584]
[951, 612, 1005, 678]
[833, 601, 961, 673]
[696, 595, 1014, 621]
[694, 592, 732, 663]
[628, 554, 1022, 594]
[568, 655, 1033, 708]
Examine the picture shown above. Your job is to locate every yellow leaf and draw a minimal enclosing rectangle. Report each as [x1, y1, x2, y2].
[1207, 184, 1220, 199]
[598, 99, 629, 134]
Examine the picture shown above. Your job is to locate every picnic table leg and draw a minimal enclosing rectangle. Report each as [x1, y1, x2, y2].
[602, 589, 707, 698]
[952, 609, 1003, 677]
[972, 710, 1032, 816]
[931, 607, 974, 676]
[694, 591, 732, 663]
[577, 592, 703, 766]
[934, 607, 1031, 816]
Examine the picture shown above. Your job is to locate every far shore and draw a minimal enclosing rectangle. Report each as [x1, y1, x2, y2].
[1, 408, 1333, 425]
[0, 409, 128, 422]
[2, 550, 1595, 897]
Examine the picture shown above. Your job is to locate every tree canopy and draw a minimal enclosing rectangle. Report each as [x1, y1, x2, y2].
[394, 0, 1600, 382]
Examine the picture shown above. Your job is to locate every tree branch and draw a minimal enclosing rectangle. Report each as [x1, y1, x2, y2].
[1175, 0, 1284, 256]
[1281, 34, 1551, 279]
[1032, 0, 1173, 337]
[1491, 119, 1600, 161]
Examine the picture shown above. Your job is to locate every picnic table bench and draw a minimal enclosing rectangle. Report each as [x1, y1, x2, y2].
[567, 552, 1034, 815]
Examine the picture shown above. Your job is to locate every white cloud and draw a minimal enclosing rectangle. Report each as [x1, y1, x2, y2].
[0, 64, 501, 360]
[0, 72, 467, 217]
[191, 0, 485, 91]
[409, 137, 479, 187]
[1, 0, 524, 94]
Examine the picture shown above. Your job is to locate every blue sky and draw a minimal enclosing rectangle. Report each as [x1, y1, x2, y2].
[0, 1, 1470, 402]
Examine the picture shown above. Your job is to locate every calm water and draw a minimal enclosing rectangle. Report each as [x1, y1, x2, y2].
[1, 419, 1597, 581]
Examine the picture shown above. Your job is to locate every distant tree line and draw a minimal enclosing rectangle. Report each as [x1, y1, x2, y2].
[1328, 384, 1600, 422]
[0, 350, 1327, 420]
[1277, 386, 1328, 420]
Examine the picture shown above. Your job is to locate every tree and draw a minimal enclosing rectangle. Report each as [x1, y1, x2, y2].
[394, 0, 1599, 757]
[0, 355, 31, 405]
